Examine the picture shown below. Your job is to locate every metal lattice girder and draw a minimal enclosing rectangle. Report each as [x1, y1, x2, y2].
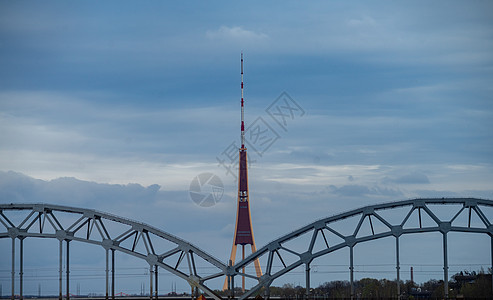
[2, 198, 492, 299]
[0, 203, 226, 300]
[233, 198, 493, 300]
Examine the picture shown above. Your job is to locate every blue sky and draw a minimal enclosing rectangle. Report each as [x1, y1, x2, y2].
[1, 0, 493, 295]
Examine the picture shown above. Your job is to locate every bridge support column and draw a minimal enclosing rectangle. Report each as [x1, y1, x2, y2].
[231, 275, 235, 299]
[59, 239, 62, 300]
[111, 249, 115, 300]
[349, 245, 354, 300]
[155, 265, 158, 300]
[396, 236, 400, 299]
[226, 275, 230, 299]
[227, 260, 233, 299]
[149, 265, 153, 300]
[264, 284, 271, 300]
[443, 233, 448, 299]
[305, 263, 310, 299]
[66, 240, 70, 300]
[11, 237, 15, 300]
[105, 249, 109, 300]
[491, 235, 493, 297]
[19, 238, 24, 300]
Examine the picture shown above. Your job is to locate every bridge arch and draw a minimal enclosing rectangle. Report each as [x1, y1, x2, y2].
[0, 203, 226, 300]
[2, 199, 492, 299]
[233, 198, 493, 299]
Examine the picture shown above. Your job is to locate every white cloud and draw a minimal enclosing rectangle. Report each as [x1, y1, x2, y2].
[0, 149, 224, 190]
[206, 26, 269, 42]
[347, 16, 377, 28]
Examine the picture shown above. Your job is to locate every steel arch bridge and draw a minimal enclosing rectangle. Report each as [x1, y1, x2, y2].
[1, 198, 493, 300]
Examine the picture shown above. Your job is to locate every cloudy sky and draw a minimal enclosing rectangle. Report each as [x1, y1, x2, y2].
[1, 0, 493, 295]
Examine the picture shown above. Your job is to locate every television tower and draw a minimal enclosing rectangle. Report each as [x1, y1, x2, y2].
[224, 53, 262, 292]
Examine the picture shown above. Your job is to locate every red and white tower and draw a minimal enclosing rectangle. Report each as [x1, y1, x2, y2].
[224, 53, 262, 292]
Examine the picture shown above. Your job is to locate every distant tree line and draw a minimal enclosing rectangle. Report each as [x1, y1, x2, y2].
[215, 269, 492, 299]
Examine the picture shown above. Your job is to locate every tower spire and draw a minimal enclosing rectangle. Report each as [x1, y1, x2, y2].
[240, 52, 245, 148]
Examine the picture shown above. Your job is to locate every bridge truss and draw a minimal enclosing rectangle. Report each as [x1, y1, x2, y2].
[0, 203, 227, 300]
[233, 198, 493, 299]
[1, 198, 492, 299]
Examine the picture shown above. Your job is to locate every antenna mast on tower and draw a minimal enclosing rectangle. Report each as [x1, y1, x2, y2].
[241, 52, 245, 148]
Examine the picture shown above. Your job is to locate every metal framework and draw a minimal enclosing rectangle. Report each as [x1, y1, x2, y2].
[0, 203, 227, 300]
[232, 198, 493, 299]
[1, 198, 492, 300]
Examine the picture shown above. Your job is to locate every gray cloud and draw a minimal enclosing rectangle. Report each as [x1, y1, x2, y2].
[327, 184, 403, 198]
[382, 172, 430, 184]
[0, 170, 236, 239]
[0, 171, 160, 207]
[328, 184, 371, 197]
